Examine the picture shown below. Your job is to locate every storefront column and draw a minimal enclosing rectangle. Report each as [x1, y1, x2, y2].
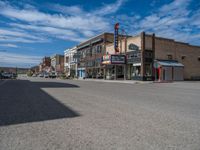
[152, 33, 155, 80]
[141, 32, 145, 81]
[114, 65, 117, 80]
[158, 67, 161, 81]
[104, 68, 106, 79]
[124, 64, 126, 80]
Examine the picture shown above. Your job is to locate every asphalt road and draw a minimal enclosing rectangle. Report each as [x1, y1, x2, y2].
[0, 78, 200, 150]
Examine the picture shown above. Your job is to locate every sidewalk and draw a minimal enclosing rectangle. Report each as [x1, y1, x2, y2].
[75, 78, 153, 84]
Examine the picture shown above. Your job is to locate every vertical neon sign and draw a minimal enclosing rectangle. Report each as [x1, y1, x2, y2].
[114, 23, 119, 53]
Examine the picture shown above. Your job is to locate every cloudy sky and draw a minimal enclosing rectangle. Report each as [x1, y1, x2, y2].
[0, 0, 200, 68]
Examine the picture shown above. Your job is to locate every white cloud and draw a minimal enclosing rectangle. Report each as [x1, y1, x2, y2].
[93, 0, 125, 16]
[128, 0, 200, 45]
[0, 1, 109, 31]
[0, 28, 48, 43]
[50, 4, 84, 15]
[0, 43, 18, 48]
[9, 23, 84, 41]
[0, 0, 199, 46]
[0, 0, 127, 43]
[0, 52, 42, 67]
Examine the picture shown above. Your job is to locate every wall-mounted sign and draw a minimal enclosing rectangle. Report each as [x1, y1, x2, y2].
[128, 44, 139, 51]
[102, 54, 126, 64]
[111, 55, 126, 64]
[102, 55, 111, 64]
[126, 51, 141, 64]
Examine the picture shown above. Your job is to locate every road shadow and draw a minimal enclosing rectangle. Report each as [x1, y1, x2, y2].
[0, 80, 80, 126]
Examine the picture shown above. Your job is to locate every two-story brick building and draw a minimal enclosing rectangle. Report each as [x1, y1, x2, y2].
[76, 32, 114, 78]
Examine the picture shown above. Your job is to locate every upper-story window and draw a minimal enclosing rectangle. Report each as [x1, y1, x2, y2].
[167, 54, 173, 60]
[128, 43, 139, 51]
[92, 46, 96, 56]
[65, 57, 69, 62]
[96, 45, 102, 53]
[181, 55, 186, 60]
[82, 50, 86, 58]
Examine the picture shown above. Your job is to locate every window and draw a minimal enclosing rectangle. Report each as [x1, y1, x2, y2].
[128, 43, 139, 51]
[145, 64, 152, 76]
[97, 45, 102, 53]
[167, 54, 173, 60]
[181, 56, 186, 60]
[92, 46, 96, 56]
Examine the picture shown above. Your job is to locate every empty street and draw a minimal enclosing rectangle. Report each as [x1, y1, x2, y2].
[0, 78, 200, 150]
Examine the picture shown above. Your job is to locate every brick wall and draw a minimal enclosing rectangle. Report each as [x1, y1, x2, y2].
[150, 36, 200, 79]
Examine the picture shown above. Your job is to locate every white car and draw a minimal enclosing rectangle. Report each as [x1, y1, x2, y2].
[44, 74, 49, 78]
[2, 72, 13, 79]
[38, 74, 44, 77]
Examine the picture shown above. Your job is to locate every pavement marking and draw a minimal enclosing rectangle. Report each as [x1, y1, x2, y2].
[0, 80, 8, 86]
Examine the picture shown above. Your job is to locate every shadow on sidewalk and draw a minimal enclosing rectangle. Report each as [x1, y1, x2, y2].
[0, 80, 80, 126]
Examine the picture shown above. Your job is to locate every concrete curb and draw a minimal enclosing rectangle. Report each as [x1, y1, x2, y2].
[74, 78, 153, 84]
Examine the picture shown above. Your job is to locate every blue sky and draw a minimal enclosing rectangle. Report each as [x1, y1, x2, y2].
[0, 0, 200, 68]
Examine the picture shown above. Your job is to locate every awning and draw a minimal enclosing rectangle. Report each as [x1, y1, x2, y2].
[154, 60, 184, 68]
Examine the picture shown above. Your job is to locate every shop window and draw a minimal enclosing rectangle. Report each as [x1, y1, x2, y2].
[145, 64, 152, 76]
[167, 54, 173, 60]
[132, 66, 141, 77]
[145, 51, 152, 58]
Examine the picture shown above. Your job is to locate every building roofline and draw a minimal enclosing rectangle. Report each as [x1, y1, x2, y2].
[144, 32, 200, 48]
[77, 32, 113, 47]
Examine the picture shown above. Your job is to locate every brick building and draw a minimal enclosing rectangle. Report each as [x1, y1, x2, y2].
[103, 32, 200, 81]
[39, 56, 51, 73]
[51, 54, 64, 75]
[76, 32, 114, 78]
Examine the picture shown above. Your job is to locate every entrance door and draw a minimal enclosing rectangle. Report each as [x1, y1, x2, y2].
[116, 66, 124, 79]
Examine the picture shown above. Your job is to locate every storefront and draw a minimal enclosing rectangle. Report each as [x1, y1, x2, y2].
[102, 54, 126, 80]
[126, 50, 142, 80]
[78, 67, 85, 78]
[154, 60, 184, 81]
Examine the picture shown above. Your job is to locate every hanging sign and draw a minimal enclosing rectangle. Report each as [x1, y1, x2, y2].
[114, 23, 119, 53]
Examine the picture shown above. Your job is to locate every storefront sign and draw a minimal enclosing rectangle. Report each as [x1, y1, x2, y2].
[102, 54, 126, 64]
[126, 51, 141, 64]
[102, 55, 111, 64]
[111, 55, 126, 64]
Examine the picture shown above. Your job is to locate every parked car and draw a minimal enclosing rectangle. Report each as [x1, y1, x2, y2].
[2, 72, 13, 79]
[38, 74, 44, 77]
[32, 74, 37, 77]
[12, 73, 17, 79]
[96, 73, 103, 79]
[44, 73, 49, 78]
[0, 72, 3, 79]
[49, 72, 57, 78]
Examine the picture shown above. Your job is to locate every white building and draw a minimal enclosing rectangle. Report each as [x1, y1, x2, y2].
[64, 46, 77, 77]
